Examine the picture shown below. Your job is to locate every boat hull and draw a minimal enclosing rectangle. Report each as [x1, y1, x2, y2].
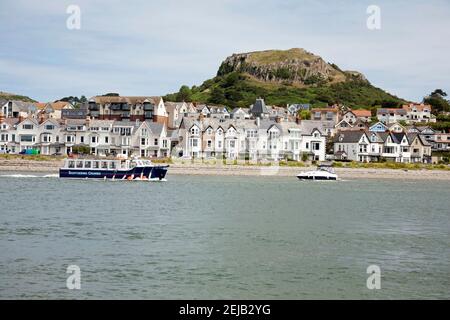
[59, 165, 169, 180]
[297, 175, 337, 181]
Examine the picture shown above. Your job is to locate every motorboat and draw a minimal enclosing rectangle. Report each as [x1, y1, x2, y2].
[297, 164, 337, 181]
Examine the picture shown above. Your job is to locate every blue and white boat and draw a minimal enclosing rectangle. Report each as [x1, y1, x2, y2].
[59, 158, 169, 181]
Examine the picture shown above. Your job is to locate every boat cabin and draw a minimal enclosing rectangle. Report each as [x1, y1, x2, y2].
[62, 158, 153, 170]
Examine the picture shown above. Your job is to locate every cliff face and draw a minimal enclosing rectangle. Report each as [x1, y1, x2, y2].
[217, 48, 367, 85]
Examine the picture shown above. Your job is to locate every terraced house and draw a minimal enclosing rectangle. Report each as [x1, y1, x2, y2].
[0, 113, 171, 158]
[177, 117, 326, 161]
[333, 129, 431, 163]
[87, 96, 168, 125]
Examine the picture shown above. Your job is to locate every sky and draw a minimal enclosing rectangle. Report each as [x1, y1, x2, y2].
[0, 0, 449, 103]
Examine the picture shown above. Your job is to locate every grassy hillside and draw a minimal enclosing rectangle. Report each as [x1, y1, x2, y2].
[0, 91, 37, 102]
[165, 72, 406, 109]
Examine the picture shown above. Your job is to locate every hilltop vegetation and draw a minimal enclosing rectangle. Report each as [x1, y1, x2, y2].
[164, 48, 406, 109]
[0, 91, 36, 103]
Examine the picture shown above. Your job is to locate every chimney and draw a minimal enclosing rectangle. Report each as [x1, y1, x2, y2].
[275, 116, 282, 123]
[39, 113, 45, 124]
[18, 115, 24, 123]
[296, 116, 301, 124]
[199, 113, 205, 121]
[86, 116, 91, 127]
[256, 117, 260, 128]
[0, 112, 4, 123]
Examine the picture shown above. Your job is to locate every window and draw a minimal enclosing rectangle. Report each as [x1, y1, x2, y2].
[218, 141, 222, 148]
[306, 142, 309, 149]
[230, 140, 235, 148]
[23, 124, 34, 130]
[141, 138, 146, 146]
[0, 134, 8, 142]
[91, 136, 97, 143]
[85, 161, 92, 168]
[105, 137, 109, 144]
[207, 140, 212, 148]
[93, 161, 100, 169]
[154, 138, 158, 146]
[20, 135, 34, 142]
[68, 161, 75, 168]
[76, 161, 83, 168]
[192, 139, 198, 147]
[313, 142, 320, 151]
[80, 136, 84, 143]
[45, 125, 55, 130]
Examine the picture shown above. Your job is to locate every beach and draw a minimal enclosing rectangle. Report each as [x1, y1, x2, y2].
[1, 158, 450, 180]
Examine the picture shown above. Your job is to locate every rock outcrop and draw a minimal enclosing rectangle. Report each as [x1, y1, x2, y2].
[217, 48, 367, 85]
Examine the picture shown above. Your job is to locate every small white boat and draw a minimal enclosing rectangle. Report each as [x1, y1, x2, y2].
[297, 164, 338, 181]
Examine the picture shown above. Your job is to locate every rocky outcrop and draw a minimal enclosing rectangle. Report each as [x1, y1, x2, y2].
[217, 48, 368, 85]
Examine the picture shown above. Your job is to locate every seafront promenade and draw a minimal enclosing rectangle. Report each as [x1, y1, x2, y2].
[1, 157, 450, 180]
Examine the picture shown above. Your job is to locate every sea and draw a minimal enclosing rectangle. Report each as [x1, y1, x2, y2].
[0, 173, 449, 299]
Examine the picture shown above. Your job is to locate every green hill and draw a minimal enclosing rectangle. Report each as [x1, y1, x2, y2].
[164, 48, 406, 109]
[0, 91, 37, 103]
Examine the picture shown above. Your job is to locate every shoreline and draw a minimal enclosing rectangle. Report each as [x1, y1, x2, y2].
[1, 158, 450, 180]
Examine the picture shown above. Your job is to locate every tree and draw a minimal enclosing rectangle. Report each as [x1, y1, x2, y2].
[424, 89, 450, 114]
[209, 87, 226, 105]
[298, 109, 311, 120]
[431, 89, 447, 97]
[176, 85, 192, 102]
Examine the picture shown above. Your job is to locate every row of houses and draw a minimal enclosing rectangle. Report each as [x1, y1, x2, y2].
[0, 96, 446, 163]
[0, 114, 170, 158]
[333, 130, 432, 163]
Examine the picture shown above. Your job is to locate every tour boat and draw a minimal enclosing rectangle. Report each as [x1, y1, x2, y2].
[59, 157, 169, 181]
[297, 164, 338, 181]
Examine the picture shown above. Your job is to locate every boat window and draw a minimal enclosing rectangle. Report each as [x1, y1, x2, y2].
[93, 161, 100, 169]
[68, 161, 75, 168]
[130, 162, 136, 169]
[101, 161, 108, 169]
[85, 161, 92, 168]
[76, 161, 83, 168]
[110, 162, 116, 169]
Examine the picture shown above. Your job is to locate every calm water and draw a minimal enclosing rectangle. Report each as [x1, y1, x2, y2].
[0, 173, 449, 299]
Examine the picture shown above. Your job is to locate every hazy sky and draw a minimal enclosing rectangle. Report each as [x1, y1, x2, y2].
[0, 0, 449, 102]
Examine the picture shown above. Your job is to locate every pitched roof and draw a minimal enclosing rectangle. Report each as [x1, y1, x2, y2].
[402, 103, 432, 112]
[333, 130, 367, 143]
[250, 98, 269, 115]
[35, 101, 72, 110]
[352, 109, 372, 117]
[377, 108, 407, 115]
